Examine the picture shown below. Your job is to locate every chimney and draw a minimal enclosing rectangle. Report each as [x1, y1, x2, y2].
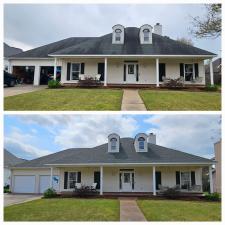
[154, 23, 162, 36]
[148, 133, 156, 144]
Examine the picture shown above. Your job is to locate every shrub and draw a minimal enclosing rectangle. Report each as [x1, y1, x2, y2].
[163, 78, 184, 89]
[205, 84, 218, 91]
[74, 185, 97, 198]
[48, 80, 61, 89]
[4, 185, 11, 193]
[43, 188, 57, 198]
[162, 187, 181, 199]
[205, 192, 221, 201]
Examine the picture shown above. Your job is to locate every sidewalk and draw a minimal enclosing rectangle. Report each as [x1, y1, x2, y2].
[120, 198, 146, 221]
[121, 89, 147, 111]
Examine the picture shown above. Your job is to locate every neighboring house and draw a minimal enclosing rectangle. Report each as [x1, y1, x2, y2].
[4, 43, 23, 72]
[10, 133, 214, 195]
[8, 24, 216, 86]
[4, 149, 26, 187]
[212, 140, 221, 193]
[205, 58, 221, 85]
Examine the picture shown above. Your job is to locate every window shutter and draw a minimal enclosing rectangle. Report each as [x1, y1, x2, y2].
[180, 63, 184, 77]
[136, 64, 139, 82]
[67, 63, 71, 80]
[194, 63, 199, 77]
[123, 64, 126, 81]
[132, 173, 134, 190]
[176, 171, 180, 185]
[191, 171, 196, 186]
[80, 63, 85, 74]
[77, 172, 81, 183]
[64, 172, 68, 189]
[119, 173, 122, 189]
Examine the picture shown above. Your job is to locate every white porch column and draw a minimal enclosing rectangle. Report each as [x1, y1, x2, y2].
[209, 165, 214, 193]
[100, 166, 103, 195]
[104, 58, 108, 86]
[53, 58, 57, 80]
[152, 166, 156, 196]
[33, 66, 40, 86]
[156, 58, 159, 87]
[209, 59, 214, 85]
[8, 60, 12, 73]
[50, 167, 53, 188]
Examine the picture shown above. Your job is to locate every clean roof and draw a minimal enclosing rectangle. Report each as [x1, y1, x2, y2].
[4, 149, 27, 168]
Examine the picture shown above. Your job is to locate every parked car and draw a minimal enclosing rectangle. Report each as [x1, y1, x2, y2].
[4, 71, 17, 87]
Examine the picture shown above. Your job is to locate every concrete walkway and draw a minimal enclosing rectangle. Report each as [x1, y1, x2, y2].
[120, 198, 146, 221]
[121, 89, 147, 111]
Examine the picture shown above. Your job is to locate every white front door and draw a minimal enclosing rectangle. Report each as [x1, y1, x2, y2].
[122, 172, 133, 191]
[126, 64, 137, 83]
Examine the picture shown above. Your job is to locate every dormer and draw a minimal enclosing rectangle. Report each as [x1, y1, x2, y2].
[112, 24, 125, 44]
[108, 133, 120, 153]
[139, 24, 153, 44]
[134, 133, 148, 152]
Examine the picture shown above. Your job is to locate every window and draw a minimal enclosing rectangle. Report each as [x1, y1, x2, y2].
[68, 172, 77, 189]
[184, 64, 194, 81]
[181, 172, 191, 190]
[115, 29, 122, 42]
[138, 137, 145, 150]
[143, 29, 150, 42]
[128, 64, 135, 74]
[111, 138, 117, 150]
[71, 63, 80, 80]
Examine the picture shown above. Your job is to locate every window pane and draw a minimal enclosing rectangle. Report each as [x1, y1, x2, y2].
[128, 65, 134, 74]
[185, 64, 193, 81]
[181, 172, 190, 189]
[72, 72, 79, 80]
[115, 33, 121, 41]
[124, 173, 130, 183]
[111, 138, 117, 150]
[72, 63, 80, 72]
[139, 141, 145, 150]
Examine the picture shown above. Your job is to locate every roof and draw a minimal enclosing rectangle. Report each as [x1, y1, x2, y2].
[10, 27, 215, 58]
[4, 43, 23, 57]
[13, 138, 213, 168]
[4, 149, 27, 168]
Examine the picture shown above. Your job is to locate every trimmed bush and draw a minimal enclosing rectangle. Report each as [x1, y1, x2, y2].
[205, 192, 221, 201]
[4, 185, 11, 193]
[48, 80, 61, 89]
[162, 187, 181, 199]
[205, 84, 218, 91]
[43, 188, 57, 198]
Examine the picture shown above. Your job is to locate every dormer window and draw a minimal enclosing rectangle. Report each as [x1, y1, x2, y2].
[143, 29, 150, 42]
[111, 138, 117, 150]
[138, 137, 145, 150]
[115, 29, 122, 42]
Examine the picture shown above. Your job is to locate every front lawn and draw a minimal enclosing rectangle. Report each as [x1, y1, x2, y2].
[139, 90, 221, 110]
[4, 198, 120, 221]
[138, 200, 221, 221]
[4, 88, 123, 111]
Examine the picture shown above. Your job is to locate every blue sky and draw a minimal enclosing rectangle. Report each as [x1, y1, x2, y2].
[4, 114, 221, 160]
[4, 4, 221, 57]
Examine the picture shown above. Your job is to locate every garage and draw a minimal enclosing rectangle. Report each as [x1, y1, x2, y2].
[14, 176, 36, 193]
[12, 66, 35, 84]
[39, 175, 50, 193]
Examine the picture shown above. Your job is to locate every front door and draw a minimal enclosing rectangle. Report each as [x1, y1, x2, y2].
[126, 64, 137, 83]
[122, 172, 133, 191]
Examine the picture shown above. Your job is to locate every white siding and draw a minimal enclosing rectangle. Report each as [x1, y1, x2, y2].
[4, 168, 11, 186]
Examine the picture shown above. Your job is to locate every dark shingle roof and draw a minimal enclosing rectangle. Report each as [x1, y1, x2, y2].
[4, 43, 23, 57]
[10, 27, 215, 58]
[14, 138, 212, 168]
[4, 149, 27, 168]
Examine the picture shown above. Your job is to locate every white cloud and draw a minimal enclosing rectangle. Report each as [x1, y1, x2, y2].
[145, 115, 221, 158]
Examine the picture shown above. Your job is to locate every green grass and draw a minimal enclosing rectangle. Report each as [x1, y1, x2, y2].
[4, 88, 123, 111]
[138, 200, 221, 221]
[4, 198, 120, 221]
[139, 90, 221, 110]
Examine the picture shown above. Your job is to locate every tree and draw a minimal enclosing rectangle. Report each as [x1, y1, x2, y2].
[177, 37, 194, 46]
[190, 4, 221, 38]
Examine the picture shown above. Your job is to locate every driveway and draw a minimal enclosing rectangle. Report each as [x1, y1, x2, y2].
[4, 194, 42, 207]
[4, 85, 47, 97]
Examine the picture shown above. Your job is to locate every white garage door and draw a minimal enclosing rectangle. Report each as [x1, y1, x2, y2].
[39, 176, 50, 193]
[14, 176, 36, 193]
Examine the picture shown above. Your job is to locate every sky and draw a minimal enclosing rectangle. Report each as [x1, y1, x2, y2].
[4, 4, 221, 57]
[4, 114, 221, 160]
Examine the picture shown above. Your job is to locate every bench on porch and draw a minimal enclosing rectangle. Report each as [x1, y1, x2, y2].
[77, 74, 102, 87]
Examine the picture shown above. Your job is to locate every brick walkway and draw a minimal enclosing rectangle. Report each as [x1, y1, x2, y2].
[121, 89, 147, 111]
[120, 198, 146, 221]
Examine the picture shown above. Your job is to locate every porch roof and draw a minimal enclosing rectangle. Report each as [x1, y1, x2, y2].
[13, 138, 213, 168]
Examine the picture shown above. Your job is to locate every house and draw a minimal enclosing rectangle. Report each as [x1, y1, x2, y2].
[4, 43, 23, 72]
[8, 24, 216, 86]
[212, 140, 221, 193]
[205, 58, 221, 85]
[4, 149, 26, 187]
[10, 133, 214, 195]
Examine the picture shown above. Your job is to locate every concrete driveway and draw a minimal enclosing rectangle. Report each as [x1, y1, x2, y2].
[4, 85, 47, 97]
[4, 194, 42, 207]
